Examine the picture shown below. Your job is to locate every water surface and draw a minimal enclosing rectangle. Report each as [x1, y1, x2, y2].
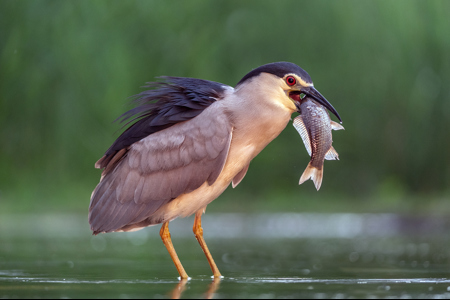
[1, 213, 450, 298]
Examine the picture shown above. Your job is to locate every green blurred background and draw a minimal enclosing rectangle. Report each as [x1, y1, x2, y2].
[1, 0, 449, 216]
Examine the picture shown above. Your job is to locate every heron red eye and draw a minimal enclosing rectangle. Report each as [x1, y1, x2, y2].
[286, 76, 296, 86]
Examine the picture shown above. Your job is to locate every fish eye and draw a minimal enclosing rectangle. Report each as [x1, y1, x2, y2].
[286, 76, 296, 86]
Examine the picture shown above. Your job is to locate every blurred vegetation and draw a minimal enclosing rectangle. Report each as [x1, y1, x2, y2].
[1, 0, 449, 214]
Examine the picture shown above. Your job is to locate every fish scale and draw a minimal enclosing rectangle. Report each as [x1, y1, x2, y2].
[293, 97, 344, 190]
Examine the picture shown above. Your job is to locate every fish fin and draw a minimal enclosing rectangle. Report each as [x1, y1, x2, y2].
[293, 116, 312, 157]
[299, 162, 323, 191]
[331, 121, 345, 131]
[325, 146, 339, 161]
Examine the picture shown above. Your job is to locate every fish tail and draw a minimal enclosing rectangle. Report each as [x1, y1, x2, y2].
[299, 162, 323, 191]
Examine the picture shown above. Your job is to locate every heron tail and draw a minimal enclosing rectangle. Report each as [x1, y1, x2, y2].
[299, 162, 323, 191]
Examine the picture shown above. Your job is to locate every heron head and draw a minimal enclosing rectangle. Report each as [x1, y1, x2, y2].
[236, 62, 342, 123]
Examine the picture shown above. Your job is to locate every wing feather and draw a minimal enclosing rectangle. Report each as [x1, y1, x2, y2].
[133, 177, 145, 203]
[117, 170, 140, 203]
[89, 104, 233, 233]
[232, 163, 250, 188]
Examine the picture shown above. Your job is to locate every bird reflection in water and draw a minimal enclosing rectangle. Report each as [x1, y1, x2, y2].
[170, 277, 221, 299]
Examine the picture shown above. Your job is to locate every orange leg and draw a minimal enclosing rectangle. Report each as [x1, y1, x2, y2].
[160, 222, 189, 279]
[193, 211, 222, 277]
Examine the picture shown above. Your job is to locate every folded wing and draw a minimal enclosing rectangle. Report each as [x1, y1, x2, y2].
[89, 106, 233, 234]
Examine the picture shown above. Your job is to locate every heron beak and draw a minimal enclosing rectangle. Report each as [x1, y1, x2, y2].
[301, 86, 342, 123]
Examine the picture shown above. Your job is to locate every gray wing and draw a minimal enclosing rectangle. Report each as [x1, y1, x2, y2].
[89, 106, 233, 234]
[97, 77, 229, 169]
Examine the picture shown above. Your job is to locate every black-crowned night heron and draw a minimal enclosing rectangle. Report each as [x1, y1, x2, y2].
[89, 62, 341, 279]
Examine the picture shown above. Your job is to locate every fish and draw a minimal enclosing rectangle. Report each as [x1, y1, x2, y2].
[293, 97, 344, 190]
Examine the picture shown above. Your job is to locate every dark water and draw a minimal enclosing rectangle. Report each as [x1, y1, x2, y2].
[2, 213, 450, 298]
